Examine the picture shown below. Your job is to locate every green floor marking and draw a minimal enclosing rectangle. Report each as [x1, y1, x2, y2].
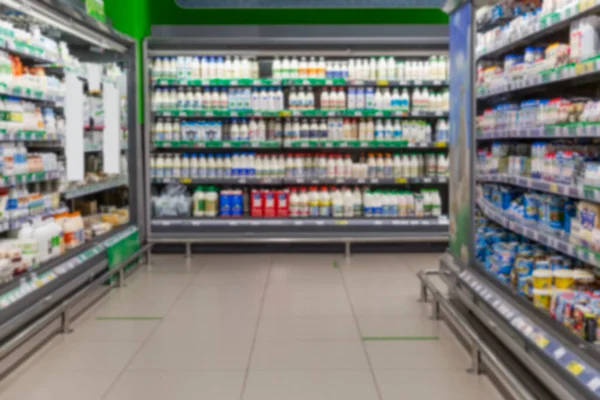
[362, 336, 440, 341]
[96, 317, 163, 321]
[333, 260, 339, 269]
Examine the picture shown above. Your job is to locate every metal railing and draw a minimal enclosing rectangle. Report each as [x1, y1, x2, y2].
[417, 269, 537, 400]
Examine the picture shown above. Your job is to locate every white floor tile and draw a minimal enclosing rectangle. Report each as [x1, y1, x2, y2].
[0, 371, 118, 400]
[255, 315, 360, 342]
[127, 335, 253, 371]
[250, 340, 369, 370]
[69, 319, 160, 342]
[31, 340, 142, 373]
[375, 369, 491, 400]
[242, 370, 379, 400]
[357, 316, 443, 338]
[104, 370, 245, 400]
[365, 339, 470, 370]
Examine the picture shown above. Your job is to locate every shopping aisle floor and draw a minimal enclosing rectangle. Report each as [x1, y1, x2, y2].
[0, 253, 505, 400]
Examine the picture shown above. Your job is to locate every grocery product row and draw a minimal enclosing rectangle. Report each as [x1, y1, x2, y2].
[0, 51, 65, 101]
[150, 152, 449, 181]
[478, 97, 600, 133]
[477, 0, 590, 57]
[476, 140, 600, 188]
[0, 207, 130, 285]
[0, 146, 59, 177]
[476, 215, 600, 343]
[0, 98, 62, 135]
[152, 184, 444, 219]
[477, 10, 600, 98]
[151, 55, 449, 82]
[151, 87, 449, 113]
[153, 118, 449, 144]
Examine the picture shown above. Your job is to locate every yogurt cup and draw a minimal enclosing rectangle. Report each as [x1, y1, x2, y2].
[533, 289, 553, 309]
[574, 270, 595, 291]
[554, 269, 574, 290]
[533, 269, 553, 290]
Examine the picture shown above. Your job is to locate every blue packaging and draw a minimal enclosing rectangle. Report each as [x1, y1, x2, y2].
[515, 257, 534, 277]
[231, 192, 243, 217]
[219, 191, 231, 217]
[517, 276, 531, 297]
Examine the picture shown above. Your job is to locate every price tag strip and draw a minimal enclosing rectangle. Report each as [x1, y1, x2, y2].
[459, 269, 600, 395]
[476, 174, 594, 202]
[0, 226, 138, 311]
[152, 176, 449, 186]
[63, 176, 128, 200]
[477, 122, 600, 141]
[151, 216, 449, 228]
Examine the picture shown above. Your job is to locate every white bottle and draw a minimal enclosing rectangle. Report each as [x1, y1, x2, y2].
[338, 89, 346, 110]
[369, 57, 377, 80]
[281, 57, 290, 79]
[290, 57, 299, 78]
[377, 57, 387, 80]
[272, 57, 281, 79]
[332, 189, 344, 218]
[321, 89, 331, 110]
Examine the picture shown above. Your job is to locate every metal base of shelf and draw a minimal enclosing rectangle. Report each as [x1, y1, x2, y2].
[150, 222, 448, 258]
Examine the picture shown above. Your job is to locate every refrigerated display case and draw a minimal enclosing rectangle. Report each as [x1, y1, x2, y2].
[0, 0, 145, 376]
[438, 0, 600, 398]
[143, 27, 451, 249]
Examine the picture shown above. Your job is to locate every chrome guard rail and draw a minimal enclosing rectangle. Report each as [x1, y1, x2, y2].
[417, 269, 537, 400]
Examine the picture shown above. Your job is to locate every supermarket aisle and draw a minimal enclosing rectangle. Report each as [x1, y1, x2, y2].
[0, 253, 504, 400]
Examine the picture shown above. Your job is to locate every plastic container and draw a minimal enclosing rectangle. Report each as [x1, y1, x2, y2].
[553, 269, 574, 290]
[533, 289, 553, 310]
[532, 269, 553, 289]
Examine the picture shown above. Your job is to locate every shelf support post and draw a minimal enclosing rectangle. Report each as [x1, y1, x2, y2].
[60, 307, 72, 334]
[468, 344, 482, 375]
[419, 281, 428, 303]
[431, 299, 440, 320]
[345, 242, 351, 259]
[118, 268, 125, 288]
[185, 243, 191, 260]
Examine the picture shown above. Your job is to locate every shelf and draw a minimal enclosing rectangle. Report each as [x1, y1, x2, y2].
[63, 176, 128, 200]
[0, 83, 64, 105]
[478, 173, 600, 202]
[0, 36, 60, 65]
[153, 140, 282, 149]
[457, 267, 600, 398]
[284, 140, 447, 149]
[0, 225, 137, 311]
[152, 109, 447, 118]
[84, 141, 129, 152]
[0, 130, 62, 142]
[477, 2, 600, 60]
[151, 77, 449, 87]
[477, 55, 600, 100]
[152, 140, 448, 150]
[152, 176, 448, 186]
[0, 206, 69, 234]
[152, 216, 449, 227]
[476, 122, 600, 140]
[477, 197, 600, 269]
[0, 171, 62, 188]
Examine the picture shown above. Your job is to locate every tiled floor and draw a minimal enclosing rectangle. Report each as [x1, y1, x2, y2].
[0, 253, 505, 400]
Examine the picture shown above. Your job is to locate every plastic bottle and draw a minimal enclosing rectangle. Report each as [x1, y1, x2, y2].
[332, 188, 343, 218]
[318, 187, 331, 217]
[308, 187, 320, 217]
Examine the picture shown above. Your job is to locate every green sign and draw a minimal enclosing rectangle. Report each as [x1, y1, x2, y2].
[86, 0, 106, 22]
